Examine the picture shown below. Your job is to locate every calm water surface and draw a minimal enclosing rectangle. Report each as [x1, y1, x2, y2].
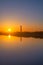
[0, 35, 43, 65]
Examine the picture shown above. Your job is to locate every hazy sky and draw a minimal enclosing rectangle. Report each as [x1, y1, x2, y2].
[0, 0, 43, 32]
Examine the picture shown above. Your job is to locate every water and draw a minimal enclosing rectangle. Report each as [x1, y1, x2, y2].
[0, 35, 43, 65]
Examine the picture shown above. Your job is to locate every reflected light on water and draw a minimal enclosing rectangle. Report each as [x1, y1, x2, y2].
[0, 35, 43, 51]
[8, 35, 11, 38]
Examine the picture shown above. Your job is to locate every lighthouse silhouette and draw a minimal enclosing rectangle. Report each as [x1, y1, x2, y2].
[20, 25, 22, 32]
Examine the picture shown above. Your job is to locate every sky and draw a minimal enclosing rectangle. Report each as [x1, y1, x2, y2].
[0, 0, 43, 32]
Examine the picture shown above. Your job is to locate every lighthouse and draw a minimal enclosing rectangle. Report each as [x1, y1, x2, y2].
[20, 25, 22, 32]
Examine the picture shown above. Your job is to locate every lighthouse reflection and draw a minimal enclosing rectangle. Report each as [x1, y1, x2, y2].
[20, 37, 22, 42]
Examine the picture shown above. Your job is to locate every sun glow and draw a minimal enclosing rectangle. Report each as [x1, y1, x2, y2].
[8, 28, 11, 32]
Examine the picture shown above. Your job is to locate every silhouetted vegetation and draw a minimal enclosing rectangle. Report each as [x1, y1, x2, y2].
[0, 31, 43, 39]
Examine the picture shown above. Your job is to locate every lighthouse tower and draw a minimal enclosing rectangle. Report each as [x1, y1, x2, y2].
[20, 25, 22, 32]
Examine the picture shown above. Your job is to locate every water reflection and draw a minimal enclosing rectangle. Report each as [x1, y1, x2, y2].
[8, 35, 11, 38]
[20, 37, 22, 42]
[0, 35, 43, 65]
